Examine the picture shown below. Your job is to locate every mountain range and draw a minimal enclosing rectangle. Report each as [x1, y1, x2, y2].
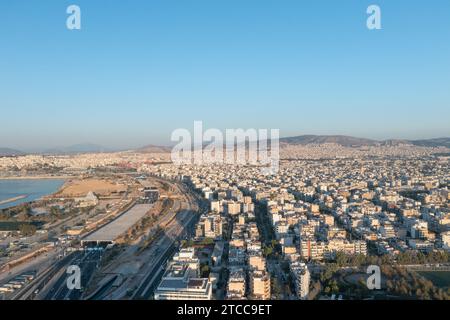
[0, 148, 25, 156]
[280, 135, 378, 147]
[135, 144, 173, 153]
[0, 144, 116, 156]
[279, 135, 450, 148]
[41, 143, 115, 155]
[1, 136, 450, 156]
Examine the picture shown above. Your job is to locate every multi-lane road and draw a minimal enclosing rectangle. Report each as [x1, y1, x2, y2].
[134, 180, 207, 299]
[10, 250, 80, 300]
[43, 249, 103, 300]
[132, 208, 200, 299]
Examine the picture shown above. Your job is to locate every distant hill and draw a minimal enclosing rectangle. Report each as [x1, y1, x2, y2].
[42, 143, 114, 155]
[0, 148, 25, 156]
[136, 144, 172, 153]
[134, 136, 450, 153]
[411, 138, 450, 148]
[379, 139, 410, 146]
[280, 135, 379, 147]
[4, 136, 449, 157]
[280, 135, 450, 148]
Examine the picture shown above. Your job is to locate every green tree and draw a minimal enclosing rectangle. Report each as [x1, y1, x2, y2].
[200, 264, 210, 277]
[335, 252, 348, 267]
[263, 245, 273, 257]
[18, 224, 37, 236]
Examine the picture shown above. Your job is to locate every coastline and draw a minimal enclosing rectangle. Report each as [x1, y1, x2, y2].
[0, 195, 28, 205]
[48, 178, 73, 198]
[0, 177, 74, 208]
[0, 175, 74, 181]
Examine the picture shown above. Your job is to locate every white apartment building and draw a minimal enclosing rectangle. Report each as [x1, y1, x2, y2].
[291, 262, 310, 300]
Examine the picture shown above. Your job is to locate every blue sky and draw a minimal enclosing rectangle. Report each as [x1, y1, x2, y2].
[1, 0, 449, 150]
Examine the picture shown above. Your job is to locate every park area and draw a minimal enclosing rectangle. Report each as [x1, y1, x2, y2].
[56, 178, 127, 197]
[418, 271, 450, 289]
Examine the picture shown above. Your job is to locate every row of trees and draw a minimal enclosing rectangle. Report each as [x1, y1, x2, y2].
[317, 252, 450, 299]
[384, 265, 450, 300]
[180, 238, 215, 248]
[0, 202, 85, 224]
[396, 250, 449, 265]
[0, 205, 32, 221]
[332, 250, 450, 268]
[18, 223, 37, 236]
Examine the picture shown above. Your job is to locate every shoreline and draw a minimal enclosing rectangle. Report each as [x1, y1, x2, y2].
[0, 175, 74, 181]
[0, 195, 28, 205]
[0, 177, 75, 207]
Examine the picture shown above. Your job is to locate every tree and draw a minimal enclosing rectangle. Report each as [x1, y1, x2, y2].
[415, 288, 423, 298]
[201, 238, 214, 245]
[200, 264, 210, 277]
[380, 254, 392, 265]
[335, 252, 348, 267]
[320, 263, 338, 282]
[50, 206, 60, 217]
[271, 277, 282, 297]
[19, 224, 37, 236]
[330, 280, 339, 293]
[263, 245, 273, 257]
[281, 260, 290, 274]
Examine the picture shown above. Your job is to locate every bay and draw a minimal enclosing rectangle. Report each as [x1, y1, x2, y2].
[0, 179, 65, 209]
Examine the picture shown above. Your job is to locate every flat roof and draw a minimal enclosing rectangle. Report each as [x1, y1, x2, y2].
[157, 278, 208, 292]
[82, 204, 152, 243]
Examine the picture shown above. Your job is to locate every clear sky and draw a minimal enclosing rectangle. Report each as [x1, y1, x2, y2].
[1, 0, 449, 150]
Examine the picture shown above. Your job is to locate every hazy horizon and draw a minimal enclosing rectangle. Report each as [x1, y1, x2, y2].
[2, 132, 450, 153]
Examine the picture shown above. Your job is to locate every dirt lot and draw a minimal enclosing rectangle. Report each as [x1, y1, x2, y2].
[57, 178, 127, 197]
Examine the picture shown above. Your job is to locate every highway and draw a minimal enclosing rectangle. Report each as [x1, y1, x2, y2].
[132, 209, 199, 299]
[44, 250, 103, 300]
[11, 250, 81, 300]
[132, 181, 207, 299]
